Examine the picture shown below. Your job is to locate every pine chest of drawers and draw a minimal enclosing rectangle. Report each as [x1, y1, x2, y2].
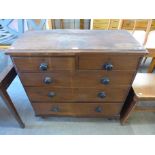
[7, 30, 147, 118]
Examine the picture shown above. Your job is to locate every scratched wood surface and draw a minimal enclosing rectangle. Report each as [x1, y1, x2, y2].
[7, 30, 147, 55]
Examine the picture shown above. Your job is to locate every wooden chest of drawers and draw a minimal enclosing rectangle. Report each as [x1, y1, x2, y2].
[7, 30, 147, 118]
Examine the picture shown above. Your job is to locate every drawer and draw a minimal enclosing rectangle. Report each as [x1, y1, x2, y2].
[20, 71, 72, 87]
[73, 70, 134, 87]
[12, 56, 75, 72]
[19, 70, 134, 87]
[32, 102, 122, 117]
[25, 86, 129, 102]
[79, 54, 140, 70]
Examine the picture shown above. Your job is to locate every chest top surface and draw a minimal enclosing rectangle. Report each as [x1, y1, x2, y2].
[7, 30, 147, 56]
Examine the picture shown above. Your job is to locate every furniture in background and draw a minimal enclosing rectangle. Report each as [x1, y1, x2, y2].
[0, 19, 89, 50]
[90, 19, 155, 31]
[0, 19, 50, 50]
[7, 30, 147, 118]
[146, 48, 155, 72]
[120, 73, 155, 124]
[91, 19, 155, 73]
[0, 52, 25, 128]
[48, 19, 89, 29]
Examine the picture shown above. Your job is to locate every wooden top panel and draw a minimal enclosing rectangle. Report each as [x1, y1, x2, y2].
[7, 30, 147, 56]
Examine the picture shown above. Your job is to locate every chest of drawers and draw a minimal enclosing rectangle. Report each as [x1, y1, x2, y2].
[7, 30, 147, 118]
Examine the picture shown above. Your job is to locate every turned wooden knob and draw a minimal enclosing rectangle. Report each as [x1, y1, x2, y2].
[95, 106, 103, 113]
[44, 77, 53, 84]
[40, 63, 48, 71]
[51, 106, 59, 112]
[103, 63, 113, 71]
[48, 92, 56, 97]
[101, 77, 110, 85]
[98, 92, 106, 98]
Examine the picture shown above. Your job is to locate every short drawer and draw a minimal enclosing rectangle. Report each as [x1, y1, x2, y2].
[32, 102, 122, 117]
[79, 54, 140, 70]
[25, 86, 129, 102]
[20, 71, 72, 87]
[12, 56, 75, 72]
[19, 70, 134, 87]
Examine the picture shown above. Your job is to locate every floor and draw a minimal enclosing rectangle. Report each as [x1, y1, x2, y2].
[0, 58, 155, 135]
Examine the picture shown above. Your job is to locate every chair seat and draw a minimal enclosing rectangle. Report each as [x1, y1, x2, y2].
[145, 31, 155, 48]
[133, 73, 155, 100]
[132, 30, 145, 45]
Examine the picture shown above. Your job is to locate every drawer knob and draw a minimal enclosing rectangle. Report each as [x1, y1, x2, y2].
[44, 77, 53, 84]
[51, 106, 59, 112]
[101, 77, 110, 85]
[48, 92, 56, 97]
[103, 63, 113, 71]
[98, 92, 106, 98]
[95, 106, 102, 113]
[40, 63, 48, 71]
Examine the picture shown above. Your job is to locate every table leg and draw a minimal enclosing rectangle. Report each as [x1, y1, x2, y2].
[147, 57, 155, 73]
[0, 88, 25, 128]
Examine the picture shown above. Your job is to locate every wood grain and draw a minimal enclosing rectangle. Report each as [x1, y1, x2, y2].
[32, 102, 122, 117]
[12, 56, 76, 72]
[79, 54, 142, 70]
[6, 30, 146, 56]
[19, 70, 135, 87]
[6, 30, 147, 118]
[25, 86, 129, 102]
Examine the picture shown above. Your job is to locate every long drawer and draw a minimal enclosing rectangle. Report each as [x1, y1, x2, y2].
[25, 86, 129, 102]
[32, 102, 122, 117]
[19, 70, 134, 87]
[12, 56, 76, 72]
[79, 54, 140, 70]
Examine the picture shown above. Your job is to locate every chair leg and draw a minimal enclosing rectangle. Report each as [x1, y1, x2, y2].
[147, 57, 155, 73]
[0, 88, 25, 128]
[142, 57, 147, 65]
[120, 96, 137, 125]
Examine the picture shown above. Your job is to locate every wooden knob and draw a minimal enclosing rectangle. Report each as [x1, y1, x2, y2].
[40, 63, 48, 71]
[95, 106, 102, 113]
[98, 92, 106, 98]
[48, 92, 56, 97]
[51, 106, 59, 112]
[103, 63, 113, 71]
[101, 77, 110, 85]
[44, 77, 53, 84]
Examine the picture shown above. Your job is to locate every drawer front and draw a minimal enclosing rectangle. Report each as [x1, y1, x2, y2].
[79, 54, 140, 70]
[20, 71, 72, 87]
[32, 102, 122, 117]
[13, 57, 75, 72]
[25, 86, 129, 102]
[19, 70, 134, 87]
